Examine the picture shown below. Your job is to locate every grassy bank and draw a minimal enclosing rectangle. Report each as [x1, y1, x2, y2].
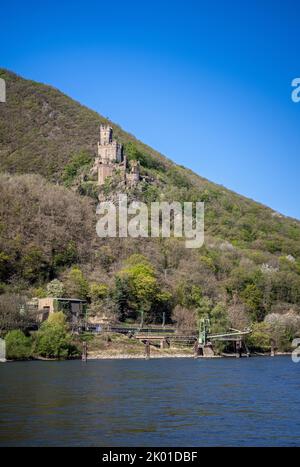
[86, 332, 194, 359]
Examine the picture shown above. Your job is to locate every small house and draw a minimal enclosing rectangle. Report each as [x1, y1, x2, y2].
[38, 297, 87, 326]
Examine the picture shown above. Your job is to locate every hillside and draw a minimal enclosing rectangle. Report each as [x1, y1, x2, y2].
[0, 68, 171, 179]
[1, 68, 300, 350]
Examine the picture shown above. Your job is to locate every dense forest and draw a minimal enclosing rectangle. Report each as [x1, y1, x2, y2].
[1, 68, 300, 354]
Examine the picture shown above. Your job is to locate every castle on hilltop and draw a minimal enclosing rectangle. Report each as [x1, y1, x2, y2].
[92, 124, 140, 187]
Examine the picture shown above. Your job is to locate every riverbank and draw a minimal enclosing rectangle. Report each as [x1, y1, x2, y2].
[87, 349, 291, 360]
[3, 351, 291, 362]
[87, 352, 194, 359]
[87, 349, 197, 359]
[86, 332, 285, 360]
[3, 331, 292, 361]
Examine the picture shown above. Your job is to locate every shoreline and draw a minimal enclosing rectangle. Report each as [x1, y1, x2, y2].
[3, 352, 292, 362]
[86, 351, 196, 360]
[86, 351, 292, 360]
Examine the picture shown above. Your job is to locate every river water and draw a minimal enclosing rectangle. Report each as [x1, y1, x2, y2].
[0, 356, 300, 446]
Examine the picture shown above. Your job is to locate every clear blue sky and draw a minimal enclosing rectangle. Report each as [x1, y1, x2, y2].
[1, 0, 300, 218]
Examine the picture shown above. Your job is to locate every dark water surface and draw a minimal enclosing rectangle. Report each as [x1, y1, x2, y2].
[1, 356, 300, 446]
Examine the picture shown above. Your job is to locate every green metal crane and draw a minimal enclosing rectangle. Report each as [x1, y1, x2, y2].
[198, 316, 251, 356]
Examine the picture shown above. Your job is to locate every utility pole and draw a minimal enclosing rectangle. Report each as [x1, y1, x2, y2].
[145, 340, 150, 359]
[140, 309, 144, 329]
[82, 341, 88, 362]
[162, 312, 166, 328]
[85, 304, 88, 332]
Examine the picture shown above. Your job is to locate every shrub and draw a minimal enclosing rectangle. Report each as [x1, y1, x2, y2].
[5, 330, 32, 360]
[31, 287, 47, 298]
[90, 283, 109, 302]
[240, 284, 264, 321]
[168, 167, 191, 189]
[34, 312, 80, 359]
[124, 142, 165, 172]
[246, 322, 270, 352]
[62, 150, 92, 187]
[47, 279, 65, 297]
[52, 241, 78, 269]
[63, 267, 90, 300]
[21, 246, 48, 283]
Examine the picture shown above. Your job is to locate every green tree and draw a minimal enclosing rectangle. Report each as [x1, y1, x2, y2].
[209, 303, 230, 353]
[34, 312, 79, 359]
[21, 246, 48, 283]
[31, 287, 47, 298]
[52, 241, 78, 269]
[210, 303, 229, 334]
[115, 254, 167, 323]
[124, 142, 164, 171]
[113, 276, 131, 320]
[176, 283, 202, 309]
[148, 290, 173, 324]
[241, 284, 264, 321]
[64, 267, 90, 300]
[246, 322, 270, 352]
[196, 296, 213, 320]
[119, 257, 157, 319]
[62, 150, 92, 187]
[5, 330, 32, 360]
[90, 283, 109, 302]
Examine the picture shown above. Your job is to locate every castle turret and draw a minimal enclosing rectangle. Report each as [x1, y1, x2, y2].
[92, 124, 140, 187]
[97, 124, 122, 163]
[93, 124, 124, 185]
[99, 124, 113, 145]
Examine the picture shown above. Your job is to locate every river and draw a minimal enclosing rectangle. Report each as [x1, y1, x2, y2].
[0, 356, 300, 446]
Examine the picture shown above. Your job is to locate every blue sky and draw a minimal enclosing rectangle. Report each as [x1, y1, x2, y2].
[1, 0, 300, 218]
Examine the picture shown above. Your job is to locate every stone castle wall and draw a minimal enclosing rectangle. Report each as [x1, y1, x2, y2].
[97, 140, 122, 163]
[93, 124, 140, 186]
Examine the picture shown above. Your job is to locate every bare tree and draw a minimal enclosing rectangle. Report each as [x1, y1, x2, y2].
[0, 293, 36, 333]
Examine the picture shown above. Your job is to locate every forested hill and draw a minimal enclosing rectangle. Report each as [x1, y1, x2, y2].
[1, 67, 300, 348]
[0, 68, 170, 178]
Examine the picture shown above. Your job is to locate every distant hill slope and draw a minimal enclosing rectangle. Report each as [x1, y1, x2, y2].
[0, 68, 170, 179]
[0, 68, 299, 245]
[1, 68, 300, 334]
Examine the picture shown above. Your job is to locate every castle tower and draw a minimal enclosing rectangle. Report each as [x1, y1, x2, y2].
[97, 124, 122, 163]
[99, 124, 113, 145]
[92, 124, 140, 187]
[93, 124, 123, 185]
[98, 160, 115, 186]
